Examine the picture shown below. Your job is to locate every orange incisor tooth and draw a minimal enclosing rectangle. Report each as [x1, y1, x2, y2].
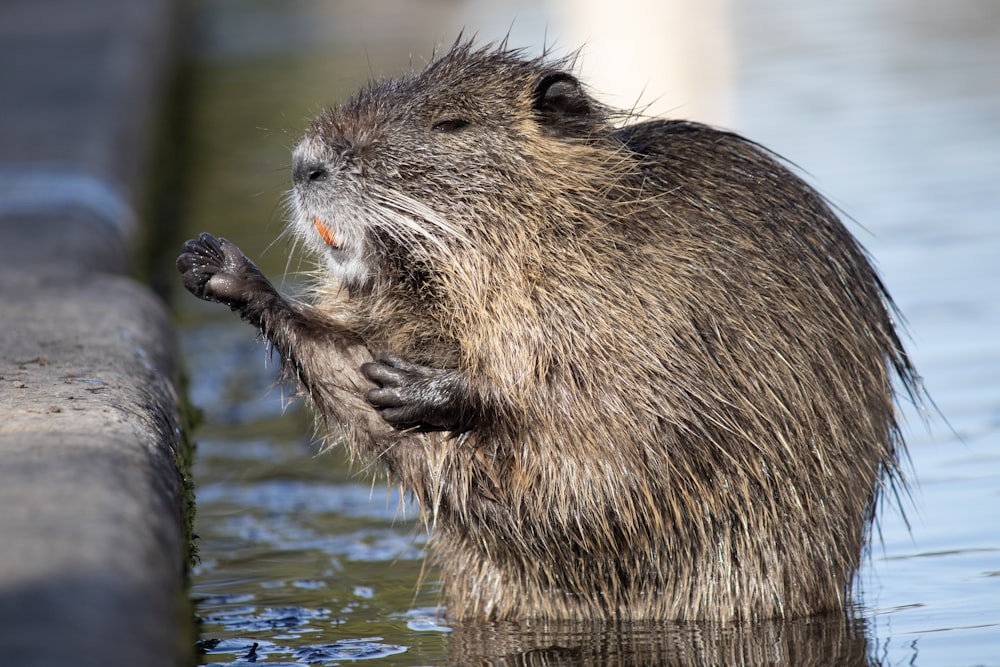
[313, 216, 337, 246]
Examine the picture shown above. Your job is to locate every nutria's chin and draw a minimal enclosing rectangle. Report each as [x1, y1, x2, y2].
[178, 40, 919, 622]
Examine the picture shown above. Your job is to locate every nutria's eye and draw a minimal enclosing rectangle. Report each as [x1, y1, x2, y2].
[432, 118, 470, 133]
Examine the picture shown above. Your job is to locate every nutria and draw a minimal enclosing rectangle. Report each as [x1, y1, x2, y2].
[177, 42, 919, 622]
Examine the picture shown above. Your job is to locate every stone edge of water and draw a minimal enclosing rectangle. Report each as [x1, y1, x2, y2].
[0, 0, 190, 666]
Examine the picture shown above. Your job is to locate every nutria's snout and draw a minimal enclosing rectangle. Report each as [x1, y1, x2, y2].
[292, 155, 329, 186]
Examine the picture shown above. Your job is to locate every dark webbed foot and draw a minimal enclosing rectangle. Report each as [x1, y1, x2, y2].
[177, 233, 277, 313]
[362, 353, 475, 433]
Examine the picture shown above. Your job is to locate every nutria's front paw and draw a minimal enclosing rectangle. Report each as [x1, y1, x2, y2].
[361, 353, 473, 433]
[177, 233, 265, 308]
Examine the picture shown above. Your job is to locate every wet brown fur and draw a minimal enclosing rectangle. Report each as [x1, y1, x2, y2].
[201, 42, 919, 622]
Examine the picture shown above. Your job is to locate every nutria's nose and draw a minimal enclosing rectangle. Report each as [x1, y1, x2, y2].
[292, 154, 329, 186]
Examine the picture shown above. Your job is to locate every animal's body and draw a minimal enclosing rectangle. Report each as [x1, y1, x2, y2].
[178, 43, 917, 622]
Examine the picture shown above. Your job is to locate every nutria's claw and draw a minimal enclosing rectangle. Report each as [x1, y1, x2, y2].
[177, 232, 222, 300]
[361, 353, 473, 433]
[177, 232, 266, 308]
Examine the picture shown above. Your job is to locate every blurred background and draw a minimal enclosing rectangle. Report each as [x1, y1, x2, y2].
[164, 0, 999, 664]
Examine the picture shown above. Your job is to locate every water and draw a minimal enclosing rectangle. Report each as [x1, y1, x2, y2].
[174, 1, 1000, 664]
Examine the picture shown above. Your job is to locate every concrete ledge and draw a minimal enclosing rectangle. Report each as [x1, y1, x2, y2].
[0, 167, 136, 242]
[0, 211, 129, 276]
[0, 274, 187, 666]
[0, 0, 175, 195]
[0, 0, 188, 664]
[0, 436, 183, 667]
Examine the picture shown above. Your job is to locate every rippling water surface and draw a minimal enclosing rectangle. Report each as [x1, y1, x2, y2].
[174, 1, 1000, 664]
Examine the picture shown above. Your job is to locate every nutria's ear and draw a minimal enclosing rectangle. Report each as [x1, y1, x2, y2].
[532, 72, 597, 136]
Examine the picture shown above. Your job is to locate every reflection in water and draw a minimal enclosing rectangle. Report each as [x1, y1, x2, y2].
[447, 615, 871, 666]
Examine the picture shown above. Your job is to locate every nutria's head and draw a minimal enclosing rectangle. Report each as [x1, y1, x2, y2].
[289, 43, 619, 295]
